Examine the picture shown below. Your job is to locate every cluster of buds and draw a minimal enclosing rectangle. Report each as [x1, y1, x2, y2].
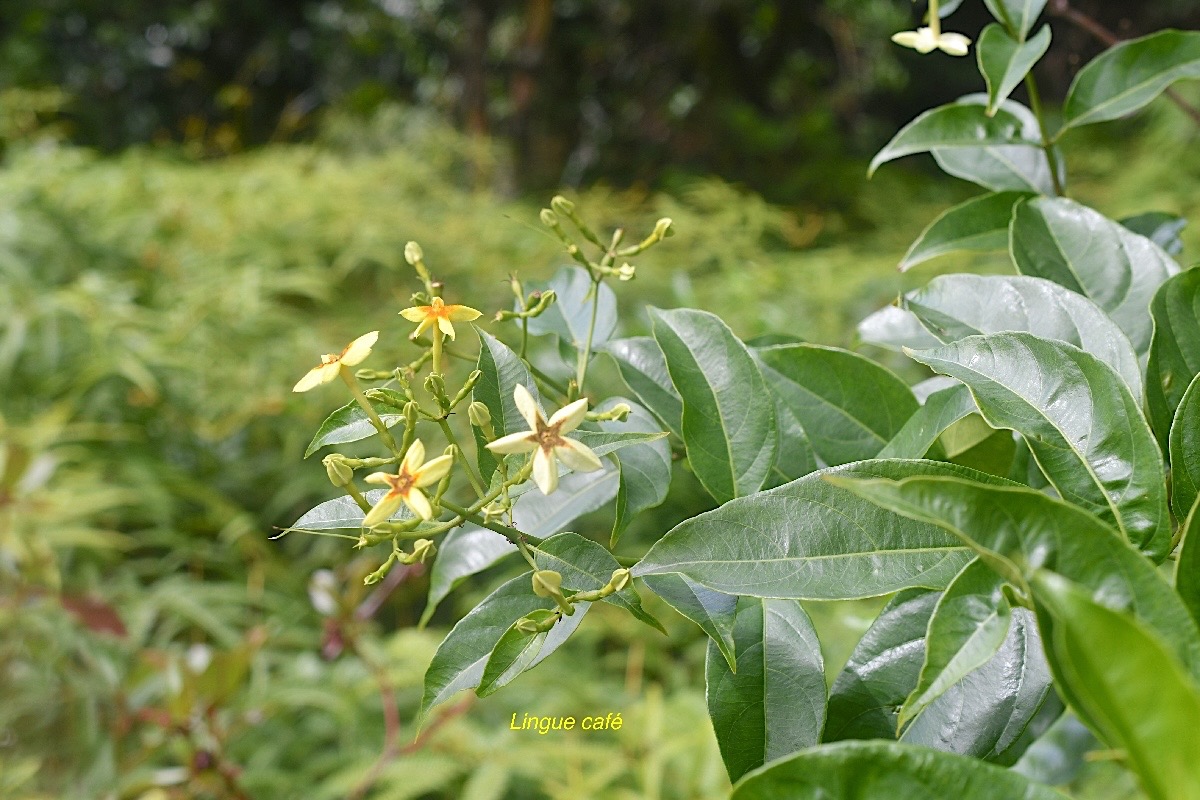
[516, 567, 632, 633]
[539, 195, 673, 286]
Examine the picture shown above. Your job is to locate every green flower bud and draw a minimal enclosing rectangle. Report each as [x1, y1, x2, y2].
[531, 569, 562, 598]
[404, 241, 424, 266]
[515, 615, 542, 635]
[606, 568, 632, 594]
[405, 538, 436, 564]
[539, 209, 558, 227]
[551, 196, 575, 216]
[323, 454, 354, 487]
[616, 263, 636, 281]
[653, 217, 674, 240]
[468, 401, 492, 428]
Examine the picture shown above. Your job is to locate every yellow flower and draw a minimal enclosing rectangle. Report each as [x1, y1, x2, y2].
[399, 297, 482, 341]
[892, 27, 971, 56]
[485, 384, 603, 495]
[293, 331, 379, 393]
[362, 440, 453, 524]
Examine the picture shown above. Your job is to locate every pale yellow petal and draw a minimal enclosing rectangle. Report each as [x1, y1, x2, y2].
[437, 316, 456, 340]
[412, 317, 435, 339]
[937, 32, 972, 56]
[292, 361, 340, 392]
[362, 493, 403, 528]
[555, 438, 603, 473]
[532, 447, 558, 495]
[513, 383, 542, 430]
[403, 488, 433, 520]
[447, 305, 483, 322]
[414, 454, 453, 487]
[548, 398, 589, 433]
[891, 30, 922, 49]
[340, 330, 379, 366]
[399, 306, 428, 322]
[363, 472, 392, 485]
[485, 431, 538, 454]
[402, 439, 426, 473]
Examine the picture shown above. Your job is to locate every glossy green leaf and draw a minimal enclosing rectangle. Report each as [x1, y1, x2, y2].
[732, 740, 1067, 800]
[1177, 495, 1200, 628]
[878, 384, 976, 460]
[908, 332, 1170, 559]
[869, 103, 1034, 177]
[903, 274, 1143, 397]
[642, 573, 737, 670]
[532, 532, 662, 632]
[633, 460, 1012, 600]
[982, 0, 1047, 41]
[291, 489, 407, 531]
[304, 393, 407, 457]
[524, 265, 617, 353]
[1010, 197, 1179, 354]
[602, 336, 683, 437]
[978, 24, 1051, 115]
[825, 589, 939, 742]
[900, 560, 1011, 727]
[649, 307, 775, 503]
[1063, 29, 1200, 129]
[756, 343, 918, 466]
[899, 191, 1030, 271]
[419, 525, 516, 627]
[1147, 269, 1200, 451]
[478, 611, 552, 697]
[1031, 571, 1200, 800]
[829, 474, 1200, 678]
[1171, 374, 1200, 521]
[568, 429, 668, 456]
[932, 96, 1060, 195]
[706, 598, 825, 782]
[473, 330, 540, 479]
[598, 398, 672, 545]
[857, 305, 944, 352]
[1122, 211, 1187, 257]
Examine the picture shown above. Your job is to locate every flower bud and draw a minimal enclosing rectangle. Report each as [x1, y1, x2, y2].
[539, 209, 558, 227]
[616, 263, 636, 281]
[404, 241, 424, 266]
[551, 196, 575, 216]
[531, 569, 562, 598]
[515, 615, 542, 635]
[407, 538, 436, 564]
[653, 217, 674, 240]
[323, 454, 354, 487]
[468, 402, 492, 428]
[606, 568, 631, 594]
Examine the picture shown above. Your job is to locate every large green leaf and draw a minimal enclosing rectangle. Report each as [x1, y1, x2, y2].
[932, 96, 1059, 195]
[1177, 495, 1200, 629]
[642, 573, 737, 669]
[304, 392, 408, 457]
[877, 384, 976, 460]
[908, 332, 1170, 559]
[1147, 269, 1200, 451]
[602, 336, 683, 437]
[524, 265, 617, 354]
[857, 305, 944, 352]
[1171, 374, 1200, 520]
[732, 741, 1067, 800]
[633, 460, 1012, 600]
[978, 24, 1051, 116]
[903, 274, 1142, 397]
[899, 191, 1030, 271]
[531, 532, 662, 632]
[598, 398, 672, 545]
[478, 612, 553, 698]
[825, 589, 939, 742]
[420, 524, 516, 627]
[1031, 571, 1200, 800]
[869, 103, 1034, 177]
[291, 489, 408, 531]
[829, 475, 1200, 679]
[1063, 29, 1200, 129]
[756, 343, 918, 467]
[982, 0, 1047, 41]
[1122, 211, 1187, 257]
[473, 330, 540, 480]
[1010, 197, 1179, 353]
[706, 598, 825, 782]
[649, 307, 775, 503]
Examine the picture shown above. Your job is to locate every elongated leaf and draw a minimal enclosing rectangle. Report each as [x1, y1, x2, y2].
[474, 330, 540, 480]
[602, 336, 683, 437]
[1011, 197, 1179, 353]
[304, 394, 407, 457]
[878, 384, 976, 460]
[1171, 374, 1200, 520]
[903, 274, 1142, 397]
[532, 532, 662, 632]
[291, 489, 407, 530]
[569, 429, 668, 456]
[478, 612, 551, 697]
[900, 191, 1030, 271]
[1177, 495, 1200, 628]
[978, 24, 1051, 115]
[1063, 29, 1200, 129]
[420, 525, 516, 627]
[908, 332, 1170, 559]
[732, 740, 1067, 800]
[1031, 571, 1200, 800]
[756, 343, 918, 466]
[900, 560, 1011, 727]
[825, 589, 939, 742]
[857, 305, 943, 352]
[932, 96, 1060, 195]
[649, 307, 775, 503]
[642, 573, 737, 670]
[633, 460, 1013, 600]
[598, 399, 672, 545]
[707, 598, 825, 782]
[1122, 211, 1187, 257]
[525, 265, 617, 353]
[830, 475, 1200, 679]
[869, 103, 1034, 177]
[1147, 269, 1200, 450]
[982, 0, 1047, 41]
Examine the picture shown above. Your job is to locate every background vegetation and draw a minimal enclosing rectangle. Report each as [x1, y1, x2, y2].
[2, 1, 1199, 797]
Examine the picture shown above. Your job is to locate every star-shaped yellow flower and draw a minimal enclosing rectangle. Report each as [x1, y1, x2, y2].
[399, 297, 482, 341]
[892, 27, 971, 56]
[293, 331, 379, 393]
[485, 384, 603, 495]
[362, 439, 453, 524]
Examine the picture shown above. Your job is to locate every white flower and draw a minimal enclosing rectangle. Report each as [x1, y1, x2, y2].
[362, 439, 453, 524]
[293, 331, 379, 392]
[892, 27, 971, 56]
[484, 384, 603, 495]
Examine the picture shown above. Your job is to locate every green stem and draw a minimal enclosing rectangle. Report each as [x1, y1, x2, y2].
[439, 499, 529, 545]
[344, 482, 372, 513]
[929, 0, 940, 37]
[431, 329, 444, 376]
[438, 418, 486, 498]
[1024, 74, 1066, 197]
[526, 362, 571, 403]
[340, 368, 400, 455]
[574, 276, 603, 392]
